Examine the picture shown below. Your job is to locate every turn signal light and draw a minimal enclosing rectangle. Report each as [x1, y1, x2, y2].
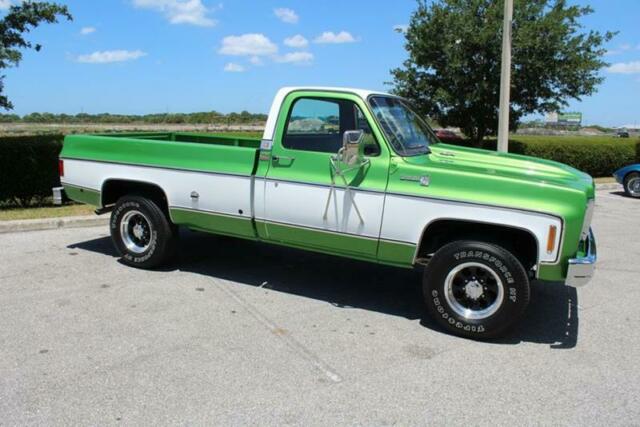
[546, 225, 557, 254]
[58, 159, 64, 178]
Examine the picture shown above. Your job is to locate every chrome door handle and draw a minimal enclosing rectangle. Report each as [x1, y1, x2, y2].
[272, 155, 295, 163]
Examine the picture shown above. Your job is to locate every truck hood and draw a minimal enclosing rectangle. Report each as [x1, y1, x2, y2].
[406, 143, 595, 198]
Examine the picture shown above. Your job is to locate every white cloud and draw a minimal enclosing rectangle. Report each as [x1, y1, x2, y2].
[605, 43, 638, 56]
[314, 31, 357, 44]
[249, 56, 263, 66]
[77, 50, 147, 64]
[274, 7, 298, 24]
[284, 34, 308, 48]
[0, 0, 12, 10]
[224, 62, 245, 72]
[393, 24, 408, 34]
[607, 61, 640, 74]
[275, 51, 313, 65]
[133, 0, 217, 27]
[80, 26, 96, 35]
[218, 33, 277, 56]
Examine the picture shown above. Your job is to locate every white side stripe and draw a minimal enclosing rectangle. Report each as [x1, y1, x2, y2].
[63, 159, 253, 220]
[64, 158, 561, 264]
[381, 194, 562, 263]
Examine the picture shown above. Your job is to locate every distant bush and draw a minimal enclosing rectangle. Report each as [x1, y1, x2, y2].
[1, 110, 268, 125]
[447, 136, 639, 177]
[0, 135, 63, 206]
[514, 139, 638, 177]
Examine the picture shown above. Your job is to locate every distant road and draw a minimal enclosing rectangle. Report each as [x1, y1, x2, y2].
[0, 122, 266, 136]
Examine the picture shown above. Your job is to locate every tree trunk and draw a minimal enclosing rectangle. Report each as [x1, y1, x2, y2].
[467, 126, 485, 147]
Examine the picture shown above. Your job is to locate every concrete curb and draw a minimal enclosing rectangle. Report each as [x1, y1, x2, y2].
[0, 214, 109, 234]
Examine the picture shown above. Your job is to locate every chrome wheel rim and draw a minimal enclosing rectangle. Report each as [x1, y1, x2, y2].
[120, 210, 152, 254]
[444, 262, 504, 320]
[628, 177, 640, 196]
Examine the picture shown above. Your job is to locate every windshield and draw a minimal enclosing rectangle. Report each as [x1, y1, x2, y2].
[369, 96, 438, 156]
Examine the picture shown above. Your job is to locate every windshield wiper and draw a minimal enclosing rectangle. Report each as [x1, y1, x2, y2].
[401, 146, 430, 156]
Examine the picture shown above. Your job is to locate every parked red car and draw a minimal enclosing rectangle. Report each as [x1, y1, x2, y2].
[435, 129, 463, 142]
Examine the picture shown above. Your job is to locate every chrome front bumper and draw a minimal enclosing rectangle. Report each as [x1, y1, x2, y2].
[566, 228, 597, 288]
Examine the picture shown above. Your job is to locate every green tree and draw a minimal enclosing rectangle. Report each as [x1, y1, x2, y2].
[0, 1, 71, 110]
[391, 0, 614, 144]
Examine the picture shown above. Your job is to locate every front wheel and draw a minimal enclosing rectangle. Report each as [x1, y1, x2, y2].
[110, 195, 178, 269]
[623, 172, 640, 198]
[423, 240, 530, 339]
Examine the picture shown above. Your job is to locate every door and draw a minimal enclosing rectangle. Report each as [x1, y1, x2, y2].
[261, 92, 390, 259]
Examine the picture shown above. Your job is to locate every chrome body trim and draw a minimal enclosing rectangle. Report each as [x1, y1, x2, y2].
[566, 228, 597, 288]
[581, 199, 595, 240]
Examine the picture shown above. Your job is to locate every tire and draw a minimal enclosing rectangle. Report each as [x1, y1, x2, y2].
[623, 172, 640, 198]
[423, 240, 530, 339]
[110, 195, 178, 269]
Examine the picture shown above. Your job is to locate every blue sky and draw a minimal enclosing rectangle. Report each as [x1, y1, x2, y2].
[2, 0, 640, 126]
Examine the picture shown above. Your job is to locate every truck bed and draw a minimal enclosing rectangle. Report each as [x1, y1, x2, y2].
[62, 132, 262, 177]
[97, 132, 262, 149]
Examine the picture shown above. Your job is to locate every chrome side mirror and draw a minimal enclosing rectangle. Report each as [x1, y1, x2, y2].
[325, 130, 368, 224]
[339, 130, 365, 167]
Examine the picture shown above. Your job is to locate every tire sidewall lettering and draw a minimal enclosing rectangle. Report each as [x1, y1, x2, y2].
[428, 247, 523, 335]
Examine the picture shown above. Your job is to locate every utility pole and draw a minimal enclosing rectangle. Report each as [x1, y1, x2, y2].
[497, 0, 513, 153]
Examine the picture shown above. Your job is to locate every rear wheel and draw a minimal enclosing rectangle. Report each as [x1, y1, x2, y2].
[110, 195, 177, 269]
[623, 172, 640, 198]
[423, 240, 530, 339]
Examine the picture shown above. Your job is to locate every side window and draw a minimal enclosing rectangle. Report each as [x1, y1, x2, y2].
[283, 97, 380, 155]
[283, 99, 341, 153]
[354, 105, 380, 156]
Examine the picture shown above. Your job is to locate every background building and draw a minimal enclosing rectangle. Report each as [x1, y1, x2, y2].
[545, 112, 583, 126]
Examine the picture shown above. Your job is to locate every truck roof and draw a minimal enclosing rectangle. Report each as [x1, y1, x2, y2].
[262, 86, 393, 142]
[279, 86, 392, 99]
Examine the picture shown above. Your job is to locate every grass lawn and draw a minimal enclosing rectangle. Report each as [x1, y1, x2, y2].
[0, 204, 95, 221]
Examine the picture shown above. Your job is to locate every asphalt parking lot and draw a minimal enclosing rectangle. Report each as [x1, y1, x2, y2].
[1, 187, 639, 425]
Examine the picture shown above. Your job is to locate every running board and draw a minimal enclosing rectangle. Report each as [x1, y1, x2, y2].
[94, 206, 113, 216]
[415, 257, 431, 266]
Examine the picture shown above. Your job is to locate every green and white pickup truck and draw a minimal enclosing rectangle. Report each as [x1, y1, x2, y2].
[60, 87, 596, 338]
